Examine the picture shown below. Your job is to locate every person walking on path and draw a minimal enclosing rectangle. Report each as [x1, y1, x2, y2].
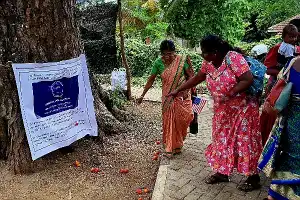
[260, 56, 300, 200]
[137, 40, 195, 157]
[168, 35, 263, 192]
[261, 19, 300, 145]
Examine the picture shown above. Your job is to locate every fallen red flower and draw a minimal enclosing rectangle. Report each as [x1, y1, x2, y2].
[152, 155, 158, 161]
[91, 167, 100, 173]
[120, 168, 129, 174]
[136, 188, 143, 195]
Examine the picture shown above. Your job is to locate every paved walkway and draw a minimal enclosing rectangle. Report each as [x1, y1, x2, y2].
[152, 102, 270, 200]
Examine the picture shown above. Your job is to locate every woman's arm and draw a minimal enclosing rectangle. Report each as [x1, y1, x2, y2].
[137, 74, 157, 104]
[228, 71, 253, 96]
[184, 56, 195, 80]
[168, 69, 206, 97]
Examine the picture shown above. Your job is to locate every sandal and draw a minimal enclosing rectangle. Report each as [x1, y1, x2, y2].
[174, 148, 182, 155]
[205, 173, 229, 184]
[163, 153, 173, 158]
[238, 174, 261, 192]
[238, 182, 261, 192]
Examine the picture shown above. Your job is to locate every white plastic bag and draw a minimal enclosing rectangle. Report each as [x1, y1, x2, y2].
[111, 68, 127, 91]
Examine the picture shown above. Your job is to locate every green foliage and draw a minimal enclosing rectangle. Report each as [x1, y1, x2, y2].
[132, 76, 162, 88]
[121, 38, 160, 76]
[161, 0, 299, 43]
[244, 0, 300, 41]
[162, 0, 249, 44]
[142, 22, 169, 41]
[109, 87, 127, 109]
[122, 0, 168, 41]
[250, 0, 300, 31]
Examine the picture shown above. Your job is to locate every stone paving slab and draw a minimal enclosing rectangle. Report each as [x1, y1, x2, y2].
[152, 106, 270, 200]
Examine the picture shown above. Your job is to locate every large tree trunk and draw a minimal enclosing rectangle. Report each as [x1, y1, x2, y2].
[0, 0, 125, 174]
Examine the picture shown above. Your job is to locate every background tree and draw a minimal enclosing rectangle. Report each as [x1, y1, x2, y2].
[118, 0, 132, 99]
[0, 0, 127, 174]
[244, 0, 300, 42]
[121, 0, 168, 41]
[161, 0, 248, 45]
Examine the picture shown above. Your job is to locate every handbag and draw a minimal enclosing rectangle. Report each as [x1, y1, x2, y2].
[274, 82, 293, 112]
[263, 57, 297, 113]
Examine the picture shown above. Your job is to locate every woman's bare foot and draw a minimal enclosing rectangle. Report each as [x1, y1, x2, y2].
[263, 195, 275, 200]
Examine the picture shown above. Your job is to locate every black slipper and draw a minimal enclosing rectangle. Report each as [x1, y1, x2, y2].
[238, 181, 261, 192]
[238, 174, 261, 192]
[205, 173, 229, 184]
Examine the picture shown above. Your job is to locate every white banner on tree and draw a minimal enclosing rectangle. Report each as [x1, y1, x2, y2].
[13, 54, 98, 160]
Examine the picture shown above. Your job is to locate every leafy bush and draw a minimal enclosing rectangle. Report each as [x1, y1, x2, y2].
[109, 87, 127, 109]
[161, 0, 248, 45]
[142, 22, 169, 41]
[121, 39, 160, 77]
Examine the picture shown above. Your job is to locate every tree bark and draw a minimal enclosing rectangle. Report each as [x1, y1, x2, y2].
[117, 0, 132, 100]
[0, 0, 125, 174]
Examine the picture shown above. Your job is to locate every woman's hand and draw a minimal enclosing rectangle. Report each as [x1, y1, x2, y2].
[216, 95, 229, 104]
[227, 90, 236, 98]
[138, 74, 156, 105]
[136, 96, 144, 104]
[167, 89, 179, 97]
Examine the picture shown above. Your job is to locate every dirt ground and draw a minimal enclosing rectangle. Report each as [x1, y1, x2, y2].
[0, 102, 162, 200]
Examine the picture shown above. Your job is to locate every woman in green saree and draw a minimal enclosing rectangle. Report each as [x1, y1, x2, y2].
[137, 40, 195, 157]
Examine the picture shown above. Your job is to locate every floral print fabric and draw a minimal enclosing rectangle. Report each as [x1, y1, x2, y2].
[201, 51, 262, 176]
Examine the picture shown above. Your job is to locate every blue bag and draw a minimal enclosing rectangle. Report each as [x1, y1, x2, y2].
[226, 54, 267, 96]
[244, 56, 267, 96]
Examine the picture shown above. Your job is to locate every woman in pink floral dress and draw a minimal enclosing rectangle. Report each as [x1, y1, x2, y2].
[168, 35, 263, 192]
